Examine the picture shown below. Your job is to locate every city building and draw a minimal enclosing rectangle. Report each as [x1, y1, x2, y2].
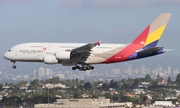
[33, 70, 37, 78]
[38, 67, 45, 78]
[153, 101, 173, 107]
[34, 98, 132, 108]
[46, 68, 53, 76]
[42, 83, 66, 89]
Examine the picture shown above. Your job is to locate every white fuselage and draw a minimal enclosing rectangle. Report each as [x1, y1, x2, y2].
[4, 42, 125, 65]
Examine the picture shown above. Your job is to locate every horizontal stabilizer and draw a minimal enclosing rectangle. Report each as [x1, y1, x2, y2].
[137, 47, 163, 54]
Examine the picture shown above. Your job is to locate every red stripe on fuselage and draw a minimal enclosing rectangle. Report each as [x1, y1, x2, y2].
[102, 25, 150, 63]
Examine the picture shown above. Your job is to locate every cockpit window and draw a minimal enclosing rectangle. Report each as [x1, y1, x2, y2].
[8, 50, 11, 52]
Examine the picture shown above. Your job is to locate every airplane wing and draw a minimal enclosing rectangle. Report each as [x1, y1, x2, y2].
[71, 40, 101, 63]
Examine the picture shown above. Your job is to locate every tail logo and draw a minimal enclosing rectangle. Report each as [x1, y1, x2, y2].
[141, 41, 145, 45]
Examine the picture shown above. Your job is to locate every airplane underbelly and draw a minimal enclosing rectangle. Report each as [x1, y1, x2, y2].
[102, 53, 126, 63]
[85, 57, 106, 64]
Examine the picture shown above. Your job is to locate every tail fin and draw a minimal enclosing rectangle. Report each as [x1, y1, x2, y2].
[132, 13, 171, 49]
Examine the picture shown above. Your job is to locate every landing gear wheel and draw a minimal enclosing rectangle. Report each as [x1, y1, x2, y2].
[86, 67, 90, 70]
[90, 66, 94, 70]
[12, 65, 16, 69]
[79, 67, 83, 71]
[72, 66, 81, 70]
[72, 67, 76, 70]
[76, 66, 80, 69]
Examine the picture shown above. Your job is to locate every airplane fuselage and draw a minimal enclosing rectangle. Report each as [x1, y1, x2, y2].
[4, 42, 165, 66]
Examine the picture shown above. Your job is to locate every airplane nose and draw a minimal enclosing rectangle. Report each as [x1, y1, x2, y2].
[3, 52, 9, 60]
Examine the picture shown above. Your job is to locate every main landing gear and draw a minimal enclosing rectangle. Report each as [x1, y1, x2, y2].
[72, 65, 94, 71]
[12, 61, 16, 69]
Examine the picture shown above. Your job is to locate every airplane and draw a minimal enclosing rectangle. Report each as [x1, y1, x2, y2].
[4, 13, 171, 71]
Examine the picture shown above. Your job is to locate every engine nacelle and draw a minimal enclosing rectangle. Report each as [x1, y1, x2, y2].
[55, 51, 71, 60]
[44, 55, 58, 64]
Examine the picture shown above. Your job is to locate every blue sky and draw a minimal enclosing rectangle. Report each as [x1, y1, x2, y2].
[0, 0, 180, 62]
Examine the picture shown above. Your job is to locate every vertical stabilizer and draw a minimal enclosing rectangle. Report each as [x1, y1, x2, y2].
[132, 13, 171, 49]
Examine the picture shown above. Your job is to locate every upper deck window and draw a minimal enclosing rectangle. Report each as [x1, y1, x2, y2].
[96, 47, 111, 49]
[59, 46, 75, 48]
[30, 46, 43, 47]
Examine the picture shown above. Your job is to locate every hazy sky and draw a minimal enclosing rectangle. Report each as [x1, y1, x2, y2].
[1, 0, 180, 62]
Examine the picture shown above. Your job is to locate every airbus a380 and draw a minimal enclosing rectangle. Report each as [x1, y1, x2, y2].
[4, 13, 171, 71]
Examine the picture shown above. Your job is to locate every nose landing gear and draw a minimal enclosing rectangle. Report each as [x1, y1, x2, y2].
[12, 65, 16, 69]
[11, 61, 16, 69]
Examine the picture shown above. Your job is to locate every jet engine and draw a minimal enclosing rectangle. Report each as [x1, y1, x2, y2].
[44, 55, 58, 64]
[55, 51, 71, 60]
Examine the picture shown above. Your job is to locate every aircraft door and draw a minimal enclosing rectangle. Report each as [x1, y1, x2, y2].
[47, 44, 51, 51]
[45, 44, 54, 54]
